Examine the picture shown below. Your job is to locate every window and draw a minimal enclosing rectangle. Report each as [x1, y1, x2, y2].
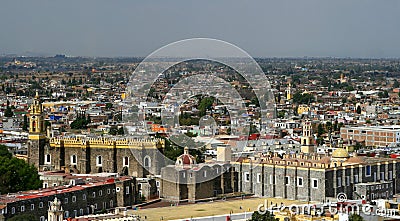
[182, 172, 186, 178]
[94, 204, 97, 209]
[123, 156, 129, 167]
[270, 175, 275, 184]
[44, 182, 48, 188]
[144, 156, 151, 168]
[285, 176, 290, 186]
[64, 211, 69, 218]
[244, 172, 250, 182]
[110, 200, 113, 208]
[53, 183, 57, 187]
[40, 216, 45, 221]
[11, 207, 15, 214]
[83, 194, 86, 200]
[21, 205, 25, 212]
[45, 154, 51, 164]
[389, 171, 393, 180]
[354, 175, 359, 184]
[380, 172, 385, 181]
[203, 171, 207, 177]
[337, 177, 342, 187]
[126, 186, 130, 194]
[65, 198, 68, 204]
[31, 204, 34, 211]
[107, 189, 111, 194]
[39, 202, 43, 208]
[80, 209, 84, 215]
[257, 173, 261, 183]
[96, 156, 102, 166]
[103, 202, 107, 209]
[366, 165, 371, 176]
[156, 181, 160, 187]
[297, 177, 303, 187]
[72, 196, 76, 202]
[71, 155, 77, 165]
[312, 179, 318, 188]
[99, 190, 102, 196]
[74, 210, 77, 217]
[346, 176, 350, 186]
[92, 192, 96, 198]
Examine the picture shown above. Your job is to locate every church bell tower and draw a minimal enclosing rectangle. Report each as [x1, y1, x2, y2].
[28, 92, 47, 168]
[300, 120, 314, 153]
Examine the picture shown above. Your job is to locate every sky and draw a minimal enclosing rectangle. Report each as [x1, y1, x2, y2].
[1, 0, 400, 58]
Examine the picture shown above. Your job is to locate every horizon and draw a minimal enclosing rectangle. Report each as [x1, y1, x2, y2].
[1, 0, 400, 58]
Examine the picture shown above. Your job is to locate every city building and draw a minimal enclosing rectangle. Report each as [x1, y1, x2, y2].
[340, 126, 400, 147]
[234, 148, 400, 202]
[0, 175, 136, 220]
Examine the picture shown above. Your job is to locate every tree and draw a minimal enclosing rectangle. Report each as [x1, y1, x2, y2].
[356, 106, 362, 114]
[109, 126, 118, 135]
[248, 210, 277, 221]
[22, 115, 28, 131]
[198, 97, 214, 117]
[321, 75, 330, 87]
[349, 214, 364, 221]
[0, 145, 42, 194]
[293, 92, 315, 104]
[4, 100, 13, 117]
[105, 103, 113, 110]
[317, 124, 325, 137]
[7, 214, 36, 221]
[393, 79, 399, 88]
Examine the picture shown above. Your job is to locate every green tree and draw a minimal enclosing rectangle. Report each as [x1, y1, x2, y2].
[293, 92, 315, 104]
[4, 100, 13, 117]
[109, 126, 118, 135]
[22, 115, 28, 131]
[248, 210, 277, 221]
[117, 127, 124, 135]
[105, 103, 113, 110]
[198, 97, 214, 117]
[356, 106, 362, 114]
[393, 79, 399, 88]
[349, 213, 364, 221]
[7, 214, 36, 221]
[317, 124, 325, 137]
[321, 75, 330, 87]
[0, 145, 42, 194]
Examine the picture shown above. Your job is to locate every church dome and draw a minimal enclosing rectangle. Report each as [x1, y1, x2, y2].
[332, 148, 350, 158]
[176, 147, 196, 167]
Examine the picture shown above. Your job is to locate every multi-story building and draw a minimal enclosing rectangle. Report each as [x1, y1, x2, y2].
[0, 175, 136, 220]
[340, 126, 400, 147]
[233, 149, 400, 202]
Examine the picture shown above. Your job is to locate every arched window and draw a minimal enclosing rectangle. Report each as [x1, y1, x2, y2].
[123, 156, 129, 167]
[144, 156, 151, 168]
[71, 155, 77, 165]
[96, 156, 102, 166]
[45, 154, 51, 164]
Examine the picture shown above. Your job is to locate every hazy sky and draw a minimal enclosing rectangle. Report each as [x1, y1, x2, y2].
[1, 0, 400, 58]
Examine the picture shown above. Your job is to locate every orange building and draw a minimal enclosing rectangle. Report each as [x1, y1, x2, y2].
[151, 124, 167, 133]
[341, 126, 400, 147]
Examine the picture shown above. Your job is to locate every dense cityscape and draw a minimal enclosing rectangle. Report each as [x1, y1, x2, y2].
[0, 55, 399, 221]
